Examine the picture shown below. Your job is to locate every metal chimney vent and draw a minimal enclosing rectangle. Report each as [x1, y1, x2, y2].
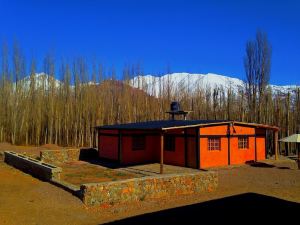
[166, 101, 192, 120]
[170, 101, 180, 112]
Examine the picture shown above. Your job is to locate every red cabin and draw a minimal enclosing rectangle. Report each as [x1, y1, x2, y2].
[96, 120, 279, 169]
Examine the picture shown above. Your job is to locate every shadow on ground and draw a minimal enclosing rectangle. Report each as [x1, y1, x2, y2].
[79, 148, 159, 171]
[246, 161, 275, 168]
[277, 166, 291, 169]
[246, 161, 297, 170]
[103, 193, 300, 225]
[80, 157, 122, 169]
[79, 148, 122, 169]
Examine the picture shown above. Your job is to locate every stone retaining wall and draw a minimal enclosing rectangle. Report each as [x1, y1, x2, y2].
[40, 149, 80, 164]
[4, 151, 62, 180]
[80, 171, 218, 206]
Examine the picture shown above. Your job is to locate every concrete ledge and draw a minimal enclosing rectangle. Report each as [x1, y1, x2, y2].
[40, 149, 80, 164]
[4, 151, 62, 181]
[80, 171, 218, 206]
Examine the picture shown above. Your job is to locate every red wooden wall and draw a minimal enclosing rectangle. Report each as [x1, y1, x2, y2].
[98, 124, 267, 168]
[98, 129, 119, 161]
[121, 130, 160, 165]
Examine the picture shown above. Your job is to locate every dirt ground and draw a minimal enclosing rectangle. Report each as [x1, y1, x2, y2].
[0, 142, 68, 159]
[0, 144, 300, 224]
[1, 156, 300, 225]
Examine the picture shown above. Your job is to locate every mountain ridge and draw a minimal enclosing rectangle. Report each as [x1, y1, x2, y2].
[130, 72, 298, 95]
[18, 72, 298, 94]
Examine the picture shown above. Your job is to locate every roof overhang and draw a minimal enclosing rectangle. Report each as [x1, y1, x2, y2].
[161, 121, 230, 130]
[95, 121, 279, 131]
[162, 121, 279, 131]
[231, 121, 280, 131]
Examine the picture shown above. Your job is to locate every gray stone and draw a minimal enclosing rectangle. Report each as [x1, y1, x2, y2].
[4, 151, 61, 181]
[80, 171, 218, 206]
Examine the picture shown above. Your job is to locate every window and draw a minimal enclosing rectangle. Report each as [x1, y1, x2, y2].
[132, 135, 146, 150]
[208, 137, 221, 151]
[238, 137, 249, 149]
[164, 135, 175, 151]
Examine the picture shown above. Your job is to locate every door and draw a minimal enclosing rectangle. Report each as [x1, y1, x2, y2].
[256, 136, 266, 161]
[186, 135, 197, 168]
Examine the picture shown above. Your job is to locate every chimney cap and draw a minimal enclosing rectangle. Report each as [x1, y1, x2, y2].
[166, 101, 192, 120]
[170, 101, 180, 112]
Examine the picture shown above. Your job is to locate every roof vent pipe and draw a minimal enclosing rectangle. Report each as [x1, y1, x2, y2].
[166, 101, 192, 120]
[170, 101, 180, 112]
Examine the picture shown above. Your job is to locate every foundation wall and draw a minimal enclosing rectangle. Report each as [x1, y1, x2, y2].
[40, 149, 80, 164]
[80, 171, 218, 206]
[4, 151, 61, 180]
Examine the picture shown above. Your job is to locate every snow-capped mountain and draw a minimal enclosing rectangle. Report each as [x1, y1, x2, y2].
[130, 72, 298, 96]
[268, 84, 298, 94]
[19, 72, 62, 89]
[18, 72, 297, 95]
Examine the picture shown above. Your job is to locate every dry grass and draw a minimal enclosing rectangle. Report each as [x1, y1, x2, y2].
[59, 161, 142, 186]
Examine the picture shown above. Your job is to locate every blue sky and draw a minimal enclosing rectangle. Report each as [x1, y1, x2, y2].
[0, 0, 299, 85]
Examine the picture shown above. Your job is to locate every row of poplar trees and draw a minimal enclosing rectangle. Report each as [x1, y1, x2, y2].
[0, 31, 299, 154]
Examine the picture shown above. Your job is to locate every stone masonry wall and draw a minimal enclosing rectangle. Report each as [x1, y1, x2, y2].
[81, 171, 218, 206]
[40, 149, 80, 164]
[4, 151, 62, 180]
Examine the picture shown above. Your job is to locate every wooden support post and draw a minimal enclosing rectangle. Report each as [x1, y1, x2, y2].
[160, 132, 164, 174]
[254, 133, 257, 161]
[297, 143, 300, 170]
[184, 129, 188, 167]
[227, 124, 231, 165]
[274, 130, 279, 160]
[265, 130, 268, 158]
[96, 129, 99, 151]
[94, 128, 98, 148]
[196, 128, 200, 169]
[118, 130, 122, 164]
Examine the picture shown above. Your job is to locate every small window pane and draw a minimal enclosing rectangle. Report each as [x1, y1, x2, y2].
[208, 137, 221, 151]
[132, 135, 145, 150]
[164, 135, 175, 151]
[238, 137, 249, 149]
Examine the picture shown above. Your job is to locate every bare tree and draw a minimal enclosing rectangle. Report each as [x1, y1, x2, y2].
[244, 30, 272, 123]
[0, 41, 298, 151]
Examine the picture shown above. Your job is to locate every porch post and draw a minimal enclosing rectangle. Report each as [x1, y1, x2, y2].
[118, 130, 122, 164]
[184, 129, 188, 167]
[274, 130, 279, 160]
[254, 133, 257, 161]
[95, 128, 98, 148]
[160, 131, 164, 174]
[196, 127, 200, 169]
[227, 124, 231, 165]
[297, 143, 300, 169]
[97, 129, 100, 150]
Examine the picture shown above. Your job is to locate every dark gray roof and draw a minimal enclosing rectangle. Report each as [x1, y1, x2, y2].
[96, 120, 229, 130]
